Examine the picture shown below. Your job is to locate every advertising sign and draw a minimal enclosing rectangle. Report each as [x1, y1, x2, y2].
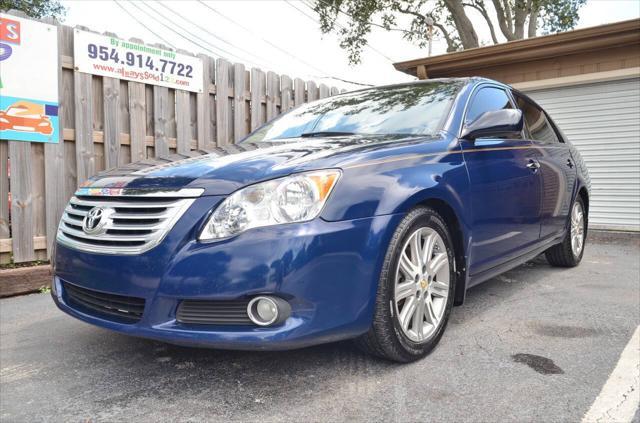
[0, 14, 60, 143]
[74, 29, 204, 93]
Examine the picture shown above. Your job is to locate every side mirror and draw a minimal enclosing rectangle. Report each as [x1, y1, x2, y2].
[461, 109, 523, 141]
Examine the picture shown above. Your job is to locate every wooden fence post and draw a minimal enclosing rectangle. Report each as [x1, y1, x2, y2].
[175, 49, 195, 155]
[319, 84, 330, 99]
[281, 75, 293, 112]
[102, 77, 121, 168]
[216, 58, 232, 145]
[307, 80, 318, 102]
[250, 68, 266, 131]
[197, 54, 214, 150]
[8, 142, 35, 262]
[41, 18, 67, 258]
[266, 71, 280, 121]
[233, 63, 247, 142]
[0, 142, 9, 263]
[73, 32, 95, 185]
[294, 78, 305, 106]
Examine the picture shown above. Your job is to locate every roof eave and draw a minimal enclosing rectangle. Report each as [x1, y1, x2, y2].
[394, 19, 640, 77]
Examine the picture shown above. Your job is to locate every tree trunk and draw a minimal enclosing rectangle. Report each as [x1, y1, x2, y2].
[443, 0, 479, 49]
[513, 0, 528, 39]
[465, 2, 499, 44]
[492, 0, 516, 41]
[434, 23, 459, 52]
[528, 6, 539, 37]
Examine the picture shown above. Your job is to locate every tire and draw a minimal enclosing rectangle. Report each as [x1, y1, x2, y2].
[356, 207, 456, 363]
[545, 196, 587, 267]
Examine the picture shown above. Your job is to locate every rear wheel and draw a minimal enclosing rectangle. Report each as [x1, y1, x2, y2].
[545, 197, 587, 267]
[356, 207, 456, 362]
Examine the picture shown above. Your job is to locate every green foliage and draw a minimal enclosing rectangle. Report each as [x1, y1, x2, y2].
[313, 0, 587, 64]
[0, 0, 66, 20]
[537, 0, 587, 35]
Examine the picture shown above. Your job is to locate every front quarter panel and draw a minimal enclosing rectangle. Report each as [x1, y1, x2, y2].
[322, 137, 470, 227]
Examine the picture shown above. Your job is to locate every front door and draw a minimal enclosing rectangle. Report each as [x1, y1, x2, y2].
[460, 86, 542, 275]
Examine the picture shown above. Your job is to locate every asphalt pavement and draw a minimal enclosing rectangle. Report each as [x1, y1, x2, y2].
[1, 232, 639, 422]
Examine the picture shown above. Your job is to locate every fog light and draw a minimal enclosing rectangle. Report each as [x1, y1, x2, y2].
[257, 299, 277, 321]
[247, 296, 291, 326]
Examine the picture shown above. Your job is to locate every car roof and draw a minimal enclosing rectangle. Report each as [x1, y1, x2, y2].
[338, 77, 509, 96]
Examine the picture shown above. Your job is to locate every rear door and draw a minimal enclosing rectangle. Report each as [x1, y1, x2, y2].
[513, 92, 576, 239]
[460, 85, 543, 275]
[526, 78, 640, 231]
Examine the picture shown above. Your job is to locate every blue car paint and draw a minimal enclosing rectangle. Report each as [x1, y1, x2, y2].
[53, 212, 404, 349]
[459, 137, 543, 275]
[52, 77, 590, 350]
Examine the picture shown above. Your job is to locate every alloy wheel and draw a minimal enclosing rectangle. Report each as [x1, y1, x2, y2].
[394, 227, 450, 343]
[570, 201, 585, 257]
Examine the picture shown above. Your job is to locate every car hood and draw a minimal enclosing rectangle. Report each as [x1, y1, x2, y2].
[81, 134, 441, 195]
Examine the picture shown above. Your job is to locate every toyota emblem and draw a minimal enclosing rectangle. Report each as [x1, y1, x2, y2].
[82, 207, 113, 235]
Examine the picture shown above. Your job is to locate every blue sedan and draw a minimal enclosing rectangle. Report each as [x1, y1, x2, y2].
[52, 77, 590, 362]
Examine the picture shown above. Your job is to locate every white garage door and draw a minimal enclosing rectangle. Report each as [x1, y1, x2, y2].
[526, 77, 640, 231]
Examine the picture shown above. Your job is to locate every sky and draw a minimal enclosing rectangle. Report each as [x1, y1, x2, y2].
[60, 0, 640, 90]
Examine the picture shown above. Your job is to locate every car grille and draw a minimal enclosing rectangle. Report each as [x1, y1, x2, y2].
[56, 191, 198, 255]
[176, 300, 253, 325]
[63, 282, 146, 323]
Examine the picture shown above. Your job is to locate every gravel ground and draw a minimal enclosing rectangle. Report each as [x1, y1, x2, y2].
[1, 231, 638, 422]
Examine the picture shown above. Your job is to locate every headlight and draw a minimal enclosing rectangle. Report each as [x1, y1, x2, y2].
[0, 117, 8, 123]
[199, 169, 341, 240]
[38, 121, 49, 126]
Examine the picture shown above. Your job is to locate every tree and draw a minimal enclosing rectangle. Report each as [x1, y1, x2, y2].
[313, 0, 586, 64]
[0, 0, 66, 21]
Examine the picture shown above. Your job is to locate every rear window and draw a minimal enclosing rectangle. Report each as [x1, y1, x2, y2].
[514, 93, 560, 144]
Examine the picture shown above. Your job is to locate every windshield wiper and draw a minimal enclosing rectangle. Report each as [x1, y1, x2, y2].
[300, 131, 356, 138]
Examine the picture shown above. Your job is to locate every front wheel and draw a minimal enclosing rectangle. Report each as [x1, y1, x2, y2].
[545, 196, 587, 267]
[356, 207, 456, 362]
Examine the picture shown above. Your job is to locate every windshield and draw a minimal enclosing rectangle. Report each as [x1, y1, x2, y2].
[242, 81, 463, 143]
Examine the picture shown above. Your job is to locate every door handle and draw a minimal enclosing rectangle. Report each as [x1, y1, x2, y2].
[566, 158, 574, 168]
[526, 159, 541, 172]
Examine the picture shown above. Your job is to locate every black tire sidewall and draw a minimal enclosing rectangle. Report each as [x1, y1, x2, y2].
[383, 208, 456, 359]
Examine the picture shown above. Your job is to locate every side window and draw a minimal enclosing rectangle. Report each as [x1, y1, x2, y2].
[465, 87, 520, 139]
[514, 94, 560, 144]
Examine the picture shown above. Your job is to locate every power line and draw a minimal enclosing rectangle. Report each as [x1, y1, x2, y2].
[113, 0, 176, 48]
[130, 1, 258, 66]
[291, 0, 396, 63]
[155, 1, 280, 70]
[286, 0, 326, 24]
[196, 0, 373, 87]
[196, 0, 327, 75]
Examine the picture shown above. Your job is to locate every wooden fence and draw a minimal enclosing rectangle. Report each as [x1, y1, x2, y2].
[0, 14, 344, 264]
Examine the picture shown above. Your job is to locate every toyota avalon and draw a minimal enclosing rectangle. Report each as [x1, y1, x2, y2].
[51, 78, 590, 362]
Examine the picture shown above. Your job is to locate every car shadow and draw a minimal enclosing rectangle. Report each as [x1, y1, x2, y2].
[51, 254, 568, 414]
[449, 254, 558, 325]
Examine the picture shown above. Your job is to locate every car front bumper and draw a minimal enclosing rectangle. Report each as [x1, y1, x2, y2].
[51, 211, 401, 350]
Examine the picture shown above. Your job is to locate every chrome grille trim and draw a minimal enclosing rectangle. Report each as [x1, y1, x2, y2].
[56, 194, 197, 255]
[74, 187, 204, 198]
